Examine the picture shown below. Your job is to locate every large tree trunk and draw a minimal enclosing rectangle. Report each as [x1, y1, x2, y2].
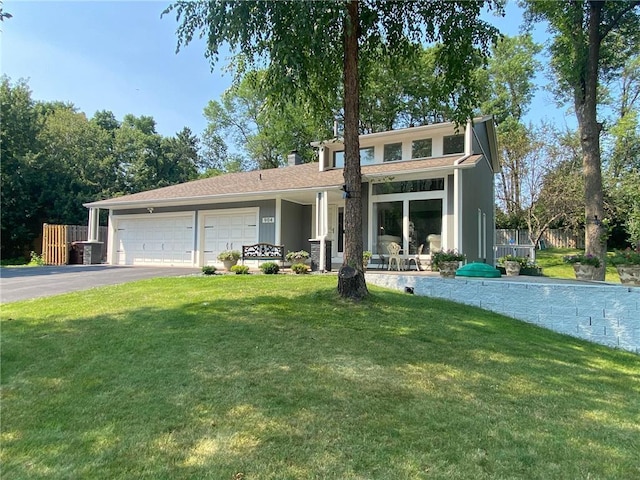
[575, 2, 607, 280]
[337, 0, 368, 299]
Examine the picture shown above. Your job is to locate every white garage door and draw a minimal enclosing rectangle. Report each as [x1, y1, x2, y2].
[202, 210, 258, 265]
[115, 215, 194, 266]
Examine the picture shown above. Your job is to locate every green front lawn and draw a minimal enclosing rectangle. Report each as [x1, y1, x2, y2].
[1, 276, 639, 479]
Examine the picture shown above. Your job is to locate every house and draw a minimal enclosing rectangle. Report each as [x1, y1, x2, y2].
[84, 116, 499, 270]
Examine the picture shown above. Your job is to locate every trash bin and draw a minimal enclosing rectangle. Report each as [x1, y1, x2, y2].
[69, 242, 84, 264]
[70, 241, 104, 265]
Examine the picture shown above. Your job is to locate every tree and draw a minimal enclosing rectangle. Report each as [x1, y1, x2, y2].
[478, 35, 542, 224]
[164, 0, 500, 298]
[528, 125, 585, 246]
[522, 0, 640, 280]
[0, 77, 41, 258]
[202, 71, 331, 171]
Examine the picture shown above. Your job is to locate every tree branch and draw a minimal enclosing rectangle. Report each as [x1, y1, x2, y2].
[598, 0, 640, 42]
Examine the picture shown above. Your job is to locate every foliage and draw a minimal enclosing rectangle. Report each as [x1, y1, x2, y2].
[563, 253, 602, 268]
[2, 276, 639, 479]
[0, 76, 205, 260]
[290, 263, 308, 274]
[610, 248, 640, 266]
[522, 0, 640, 280]
[202, 265, 217, 275]
[230, 264, 250, 274]
[285, 250, 309, 262]
[498, 255, 530, 269]
[216, 250, 241, 262]
[259, 261, 280, 274]
[27, 251, 45, 266]
[202, 71, 330, 171]
[362, 250, 372, 265]
[431, 249, 465, 268]
[479, 35, 542, 125]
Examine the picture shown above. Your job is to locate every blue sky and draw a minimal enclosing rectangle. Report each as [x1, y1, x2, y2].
[1, 0, 573, 138]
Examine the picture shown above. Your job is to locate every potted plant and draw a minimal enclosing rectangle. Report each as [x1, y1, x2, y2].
[610, 248, 640, 286]
[362, 251, 373, 270]
[431, 250, 465, 278]
[498, 254, 528, 276]
[217, 250, 241, 271]
[563, 253, 601, 280]
[285, 250, 310, 264]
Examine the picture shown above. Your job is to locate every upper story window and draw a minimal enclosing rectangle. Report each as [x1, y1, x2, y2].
[383, 143, 402, 162]
[412, 138, 432, 159]
[372, 178, 445, 195]
[333, 147, 375, 168]
[443, 134, 465, 155]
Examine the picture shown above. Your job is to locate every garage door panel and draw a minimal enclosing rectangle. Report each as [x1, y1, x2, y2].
[202, 211, 259, 265]
[115, 215, 194, 266]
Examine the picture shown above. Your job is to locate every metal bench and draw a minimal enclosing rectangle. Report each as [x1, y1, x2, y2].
[241, 243, 285, 265]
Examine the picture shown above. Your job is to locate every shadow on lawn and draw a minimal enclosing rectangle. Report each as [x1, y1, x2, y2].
[2, 285, 639, 478]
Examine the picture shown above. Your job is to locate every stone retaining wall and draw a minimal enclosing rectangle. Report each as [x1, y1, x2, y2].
[366, 274, 640, 354]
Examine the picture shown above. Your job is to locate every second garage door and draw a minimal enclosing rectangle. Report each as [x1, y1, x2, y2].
[202, 210, 258, 265]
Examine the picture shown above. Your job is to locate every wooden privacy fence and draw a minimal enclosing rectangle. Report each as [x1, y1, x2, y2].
[42, 224, 108, 265]
[495, 229, 585, 249]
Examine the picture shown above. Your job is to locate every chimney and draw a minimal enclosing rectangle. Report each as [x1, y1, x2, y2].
[288, 150, 303, 166]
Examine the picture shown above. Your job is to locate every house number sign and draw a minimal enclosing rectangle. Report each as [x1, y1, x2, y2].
[262, 217, 275, 223]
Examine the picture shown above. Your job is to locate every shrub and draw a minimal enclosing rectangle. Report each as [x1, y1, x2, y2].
[285, 250, 310, 262]
[431, 249, 465, 269]
[291, 263, 308, 274]
[260, 262, 280, 274]
[230, 264, 250, 275]
[610, 248, 640, 266]
[28, 251, 45, 266]
[498, 255, 530, 269]
[563, 253, 601, 268]
[362, 250, 372, 266]
[217, 250, 241, 261]
[202, 265, 217, 275]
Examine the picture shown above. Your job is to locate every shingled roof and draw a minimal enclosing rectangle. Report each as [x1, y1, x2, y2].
[85, 154, 482, 208]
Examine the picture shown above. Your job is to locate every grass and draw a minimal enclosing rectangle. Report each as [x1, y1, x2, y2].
[535, 248, 621, 282]
[1, 275, 639, 479]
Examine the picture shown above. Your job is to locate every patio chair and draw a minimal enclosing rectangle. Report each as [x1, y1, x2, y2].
[406, 244, 424, 271]
[387, 242, 403, 271]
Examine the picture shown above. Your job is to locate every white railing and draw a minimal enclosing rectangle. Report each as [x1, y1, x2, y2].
[494, 244, 536, 263]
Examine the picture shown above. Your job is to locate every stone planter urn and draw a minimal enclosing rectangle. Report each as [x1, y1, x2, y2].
[438, 261, 459, 278]
[616, 265, 640, 286]
[573, 263, 596, 280]
[223, 259, 238, 271]
[504, 260, 521, 276]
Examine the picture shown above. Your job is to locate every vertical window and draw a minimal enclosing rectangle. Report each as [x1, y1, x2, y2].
[360, 147, 375, 165]
[412, 138, 432, 158]
[374, 201, 403, 254]
[333, 147, 374, 168]
[410, 199, 442, 255]
[443, 134, 465, 155]
[383, 143, 402, 162]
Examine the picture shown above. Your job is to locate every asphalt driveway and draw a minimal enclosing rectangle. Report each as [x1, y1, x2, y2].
[0, 265, 201, 303]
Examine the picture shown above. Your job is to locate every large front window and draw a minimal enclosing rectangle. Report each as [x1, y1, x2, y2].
[374, 199, 443, 255]
[372, 179, 445, 255]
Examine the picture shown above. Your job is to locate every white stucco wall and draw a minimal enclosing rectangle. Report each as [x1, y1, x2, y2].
[366, 274, 640, 354]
